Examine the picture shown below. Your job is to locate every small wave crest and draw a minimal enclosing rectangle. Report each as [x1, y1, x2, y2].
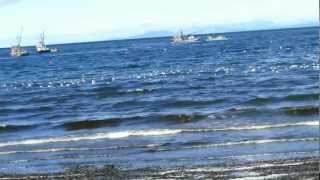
[199, 120, 320, 132]
[0, 105, 54, 115]
[179, 121, 319, 135]
[245, 97, 275, 105]
[0, 124, 35, 133]
[228, 105, 319, 117]
[154, 137, 319, 152]
[59, 113, 207, 131]
[244, 93, 318, 106]
[295, 121, 319, 126]
[0, 143, 168, 155]
[0, 129, 182, 148]
[286, 93, 319, 101]
[0, 121, 317, 147]
[120, 87, 156, 93]
[211, 137, 318, 147]
[93, 85, 156, 99]
[283, 106, 318, 116]
[92, 85, 122, 98]
[62, 118, 121, 131]
[159, 113, 207, 123]
[163, 99, 225, 108]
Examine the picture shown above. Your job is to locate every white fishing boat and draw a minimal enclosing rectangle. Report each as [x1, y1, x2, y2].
[36, 32, 57, 53]
[11, 29, 29, 57]
[172, 30, 200, 44]
[11, 46, 29, 57]
[206, 35, 228, 41]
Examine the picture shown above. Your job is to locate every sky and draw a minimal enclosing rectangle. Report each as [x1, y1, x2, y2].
[0, 0, 318, 47]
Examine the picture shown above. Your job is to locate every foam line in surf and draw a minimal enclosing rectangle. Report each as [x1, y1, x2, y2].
[0, 143, 166, 156]
[0, 129, 181, 147]
[180, 137, 319, 150]
[223, 120, 319, 131]
[0, 121, 317, 148]
[185, 120, 319, 133]
[152, 138, 319, 152]
[0, 147, 110, 155]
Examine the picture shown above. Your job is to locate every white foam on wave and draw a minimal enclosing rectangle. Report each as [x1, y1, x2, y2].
[0, 121, 317, 148]
[295, 121, 319, 126]
[182, 137, 318, 150]
[144, 137, 319, 153]
[0, 143, 168, 156]
[0, 129, 182, 148]
[0, 148, 75, 155]
[0, 124, 7, 128]
[224, 120, 319, 131]
[186, 120, 319, 133]
[0, 147, 113, 156]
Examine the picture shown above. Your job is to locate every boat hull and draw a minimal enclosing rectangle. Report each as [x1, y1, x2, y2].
[19, 52, 30, 56]
[11, 47, 29, 57]
[37, 49, 51, 54]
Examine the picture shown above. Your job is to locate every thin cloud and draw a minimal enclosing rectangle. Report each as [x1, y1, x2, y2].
[0, 0, 22, 7]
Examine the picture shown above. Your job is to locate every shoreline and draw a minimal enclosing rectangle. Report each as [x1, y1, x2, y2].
[1, 157, 318, 179]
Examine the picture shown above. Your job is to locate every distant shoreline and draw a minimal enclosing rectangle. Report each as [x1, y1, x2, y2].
[0, 26, 318, 50]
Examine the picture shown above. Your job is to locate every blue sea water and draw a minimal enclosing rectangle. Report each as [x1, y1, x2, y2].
[0, 27, 319, 173]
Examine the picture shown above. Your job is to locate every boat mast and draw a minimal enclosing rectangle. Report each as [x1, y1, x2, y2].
[41, 31, 46, 48]
[179, 29, 184, 40]
[16, 27, 23, 47]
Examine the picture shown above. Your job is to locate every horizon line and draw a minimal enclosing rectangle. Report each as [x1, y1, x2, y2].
[0, 25, 318, 49]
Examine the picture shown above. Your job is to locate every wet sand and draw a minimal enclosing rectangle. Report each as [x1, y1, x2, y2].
[1, 157, 318, 179]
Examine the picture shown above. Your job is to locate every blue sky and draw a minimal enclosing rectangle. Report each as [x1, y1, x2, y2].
[0, 0, 318, 47]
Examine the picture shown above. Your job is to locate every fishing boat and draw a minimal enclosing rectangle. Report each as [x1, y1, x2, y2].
[11, 46, 29, 57]
[36, 32, 57, 53]
[206, 35, 228, 41]
[172, 30, 200, 44]
[11, 29, 29, 57]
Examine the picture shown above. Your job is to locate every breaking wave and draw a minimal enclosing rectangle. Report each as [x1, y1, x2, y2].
[151, 137, 319, 152]
[286, 93, 319, 101]
[246, 93, 319, 105]
[0, 129, 182, 148]
[61, 118, 121, 131]
[0, 120, 317, 148]
[0, 124, 35, 133]
[158, 113, 207, 123]
[283, 106, 318, 116]
[193, 137, 318, 148]
[162, 99, 226, 108]
[189, 120, 319, 132]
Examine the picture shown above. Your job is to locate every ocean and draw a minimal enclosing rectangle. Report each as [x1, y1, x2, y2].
[0, 27, 319, 175]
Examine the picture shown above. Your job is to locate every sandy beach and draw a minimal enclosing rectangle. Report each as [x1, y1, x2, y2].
[0, 157, 318, 179]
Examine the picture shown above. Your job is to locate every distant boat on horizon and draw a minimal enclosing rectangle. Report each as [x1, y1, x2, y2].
[11, 28, 29, 57]
[172, 30, 200, 44]
[36, 32, 58, 53]
[206, 35, 228, 41]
